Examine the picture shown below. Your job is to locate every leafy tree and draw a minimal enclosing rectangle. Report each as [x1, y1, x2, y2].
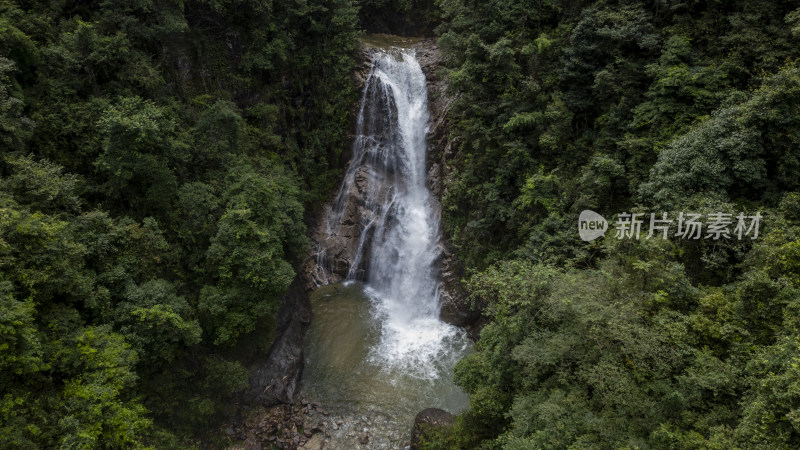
[200, 163, 307, 345]
[55, 326, 152, 449]
[0, 57, 33, 151]
[640, 66, 800, 210]
[1, 154, 83, 214]
[0, 0, 361, 444]
[434, 1, 800, 447]
[96, 96, 179, 217]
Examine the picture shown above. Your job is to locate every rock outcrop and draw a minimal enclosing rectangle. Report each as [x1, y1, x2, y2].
[304, 44, 392, 290]
[409, 408, 456, 450]
[243, 276, 312, 406]
[241, 44, 378, 409]
[414, 40, 482, 336]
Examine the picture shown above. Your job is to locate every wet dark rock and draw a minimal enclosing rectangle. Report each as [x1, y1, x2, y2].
[353, 46, 373, 86]
[414, 40, 483, 334]
[409, 408, 455, 450]
[242, 276, 312, 406]
[305, 45, 403, 288]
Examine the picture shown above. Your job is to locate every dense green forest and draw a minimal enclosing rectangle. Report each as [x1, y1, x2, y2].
[3, 0, 800, 448]
[431, 0, 800, 448]
[1, 0, 359, 446]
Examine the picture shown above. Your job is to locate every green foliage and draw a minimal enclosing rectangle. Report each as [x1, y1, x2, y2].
[0, 280, 44, 380]
[0, 57, 33, 151]
[200, 163, 306, 345]
[436, 0, 800, 447]
[55, 326, 152, 449]
[0, 0, 359, 445]
[640, 66, 800, 210]
[116, 280, 201, 367]
[1, 154, 83, 214]
[358, 0, 441, 34]
[96, 96, 179, 217]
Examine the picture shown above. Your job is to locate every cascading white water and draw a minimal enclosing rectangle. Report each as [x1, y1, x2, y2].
[319, 48, 465, 379]
[304, 47, 472, 448]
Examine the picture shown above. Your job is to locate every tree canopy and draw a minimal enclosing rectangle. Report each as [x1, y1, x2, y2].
[428, 0, 800, 448]
[0, 0, 359, 445]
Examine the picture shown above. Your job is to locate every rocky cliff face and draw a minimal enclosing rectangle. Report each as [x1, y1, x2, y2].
[414, 40, 481, 336]
[242, 45, 374, 409]
[304, 40, 480, 333]
[302, 44, 381, 290]
[243, 277, 311, 406]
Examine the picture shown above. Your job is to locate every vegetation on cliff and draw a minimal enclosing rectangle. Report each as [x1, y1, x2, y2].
[4, 0, 800, 448]
[0, 0, 358, 446]
[432, 0, 800, 448]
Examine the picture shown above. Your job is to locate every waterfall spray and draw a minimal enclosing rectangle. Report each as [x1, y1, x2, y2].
[303, 48, 472, 448]
[317, 49, 463, 379]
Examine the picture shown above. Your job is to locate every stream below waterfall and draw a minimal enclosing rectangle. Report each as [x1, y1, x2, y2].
[302, 283, 471, 448]
[301, 45, 473, 448]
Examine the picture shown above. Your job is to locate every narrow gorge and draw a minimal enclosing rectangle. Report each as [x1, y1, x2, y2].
[234, 40, 476, 449]
[7, 2, 797, 449]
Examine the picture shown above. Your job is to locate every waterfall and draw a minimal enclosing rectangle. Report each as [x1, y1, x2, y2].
[316, 49, 462, 380]
[302, 48, 471, 447]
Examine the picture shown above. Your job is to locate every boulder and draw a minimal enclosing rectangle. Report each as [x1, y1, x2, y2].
[409, 408, 455, 450]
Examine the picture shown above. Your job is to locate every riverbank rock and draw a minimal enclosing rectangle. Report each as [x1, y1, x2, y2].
[223, 403, 412, 449]
[242, 276, 311, 406]
[223, 402, 327, 450]
[409, 408, 456, 450]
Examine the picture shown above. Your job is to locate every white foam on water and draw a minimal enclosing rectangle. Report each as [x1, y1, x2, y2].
[362, 51, 466, 381]
[364, 286, 467, 381]
[319, 49, 468, 383]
